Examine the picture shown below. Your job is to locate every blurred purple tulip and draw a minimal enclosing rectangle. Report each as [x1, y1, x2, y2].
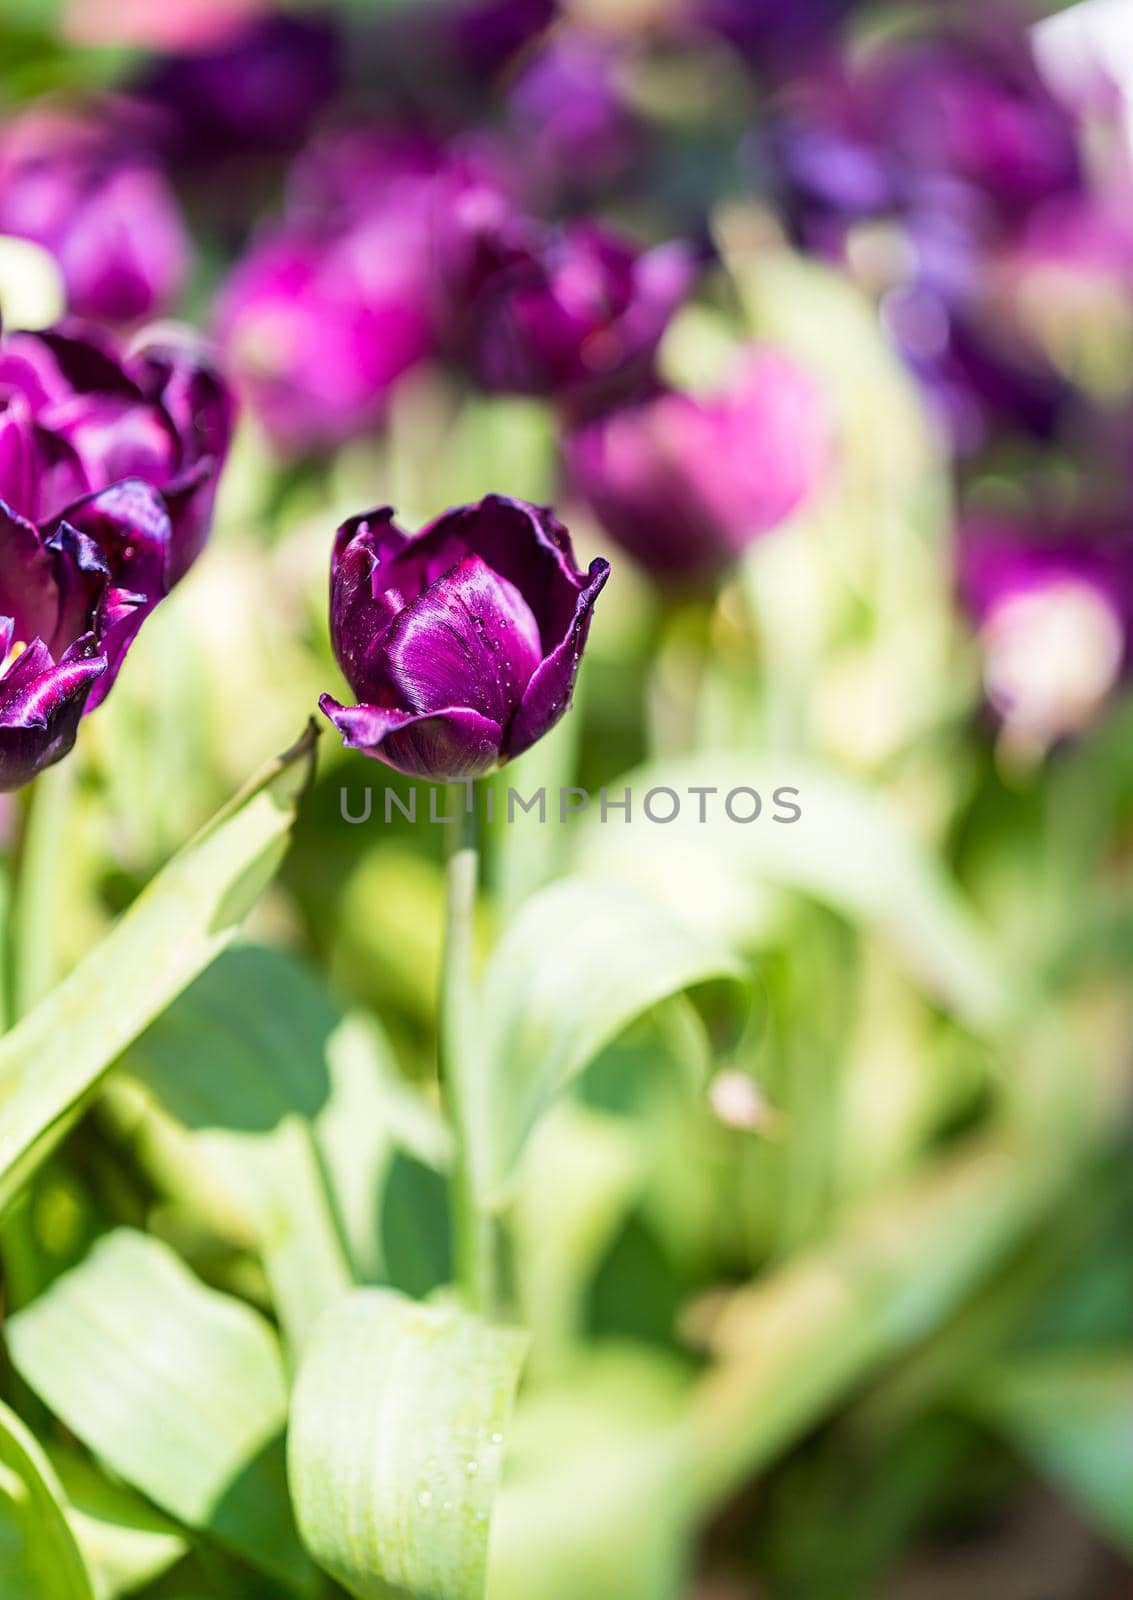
[507, 31, 641, 196]
[439, 212, 694, 412]
[0, 478, 176, 788]
[0, 108, 189, 324]
[320, 494, 609, 780]
[959, 512, 1133, 745]
[0, 321, 234, 583]
[215, 214, 437, 455]
[137, 12, 342, 159]
[565, 347, 829, 579]
[768, 21, 1081, 254]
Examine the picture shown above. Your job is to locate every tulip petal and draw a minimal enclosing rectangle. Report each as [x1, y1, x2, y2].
[319, 695, 503, 780]
[0, 633, 106, 791]
[407, 495, 591, 647]
[380, 554, 543, 726]
[0, 500, 60, 646]
[507, 556, 610, 759]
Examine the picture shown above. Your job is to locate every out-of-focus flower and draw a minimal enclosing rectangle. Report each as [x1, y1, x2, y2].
[0, 478, 176, 788]
[440, 213, 694, 411]
[685, 0, 853, 81]
[507, 31, 641, 195]
[769, 25, 1081, 254]
[565, 347, 828, 578]
[320, 494, 609, 780]
[959, 513, 1133, 747]
[0, 108, 189, 324]
[398, 0, 554, 78]
[64, 0, 267, 51]
[998, 194, 1133, 397]
[881, 287, 1072, 457]
[0, 321, 234, 583]
[137, 13, 342, 159]
[215, 216, 436, 456]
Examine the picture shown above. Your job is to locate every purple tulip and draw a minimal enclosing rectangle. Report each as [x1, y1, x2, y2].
[137, 13, 342, 160]
[439, 212, 694, 412]
[0, 321, 234, 584]
[565, 347, 829, 579]
[0, 477, 175, 788]
[507, 32, 641, 197]
[959, 513, 1133, 745]
[319, 495, 610, 780]
[215, 214, 437, 455]
[0, 108, 189, 324]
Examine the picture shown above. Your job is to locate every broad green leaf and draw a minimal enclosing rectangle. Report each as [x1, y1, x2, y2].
[47, 1446, 187, 1600]
[119, 944, 354, 1352]
[473, 877, 748, 1202]
[289, 1289, 528, 1600]
[573, 754, 1011, 1030]
[0, 1399, 94, 1600]
[487, 1350, 692, 1600]
[115, 948, 450, 1327]
[972, 1354, 1133, 1551]
[7, 1229, 314, 1594]
[0, 725, 318, 1211]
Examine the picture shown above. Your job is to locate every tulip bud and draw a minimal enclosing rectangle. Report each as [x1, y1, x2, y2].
[320, 495, 609, 780]
[565, 347, 828, 579]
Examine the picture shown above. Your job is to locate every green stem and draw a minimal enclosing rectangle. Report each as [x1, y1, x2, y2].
[439, 782, 497, 1317]
[12, 758, 75, 1020]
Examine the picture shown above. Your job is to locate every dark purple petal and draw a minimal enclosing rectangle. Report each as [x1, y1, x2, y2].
[0, 397, 39, 521]
[59, 478, 172, 601]
[319, 695, 504, 780]
[399, 495, 592, 647]
[378, 554, 543, 724]
[0, 501, 60, 645]
[0, 633, 106, 791]
[507, 557, 609, 757]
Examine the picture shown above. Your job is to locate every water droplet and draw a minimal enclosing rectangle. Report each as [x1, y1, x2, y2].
[417, 1489, 433, 1509]
[465, 1460, 479, 1477]
[489, 1432, 503, 1446]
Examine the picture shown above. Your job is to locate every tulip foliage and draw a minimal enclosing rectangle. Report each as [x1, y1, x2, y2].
[1, 4, 1133, 1600]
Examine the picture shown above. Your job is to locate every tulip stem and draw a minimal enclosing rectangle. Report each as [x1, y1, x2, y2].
[439, 783, 498, 1317]
[12, 758, 75, 1020]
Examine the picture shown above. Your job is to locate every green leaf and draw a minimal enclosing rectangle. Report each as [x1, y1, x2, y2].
[289, 1289, 528, 1600]
[119, 944, 354, 1352]
[972, 1353, 1133, 1551]
[573, 754, 1011, 1031]
[47, 1446, 187, 1600]
[7, 1229, 315, 1594]
[487, 1350, 692, 1600]
[472, 877, 748, 1203]
[0, 724, 318, 1211]
[113, 948, 450, 1327]
[0, 1399, 95, 1600]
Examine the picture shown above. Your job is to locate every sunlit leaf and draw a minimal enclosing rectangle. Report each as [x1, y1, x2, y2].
[7, 1229, 315, 1594]
[0, 725, 318, 1211]
[473, 877, 748, 1203]
[573, 753, 1011, 1030]
[47, 1446, 188, 1600]
[0, 1399, 94, 1600]
[289, 1288, 528, 1600]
